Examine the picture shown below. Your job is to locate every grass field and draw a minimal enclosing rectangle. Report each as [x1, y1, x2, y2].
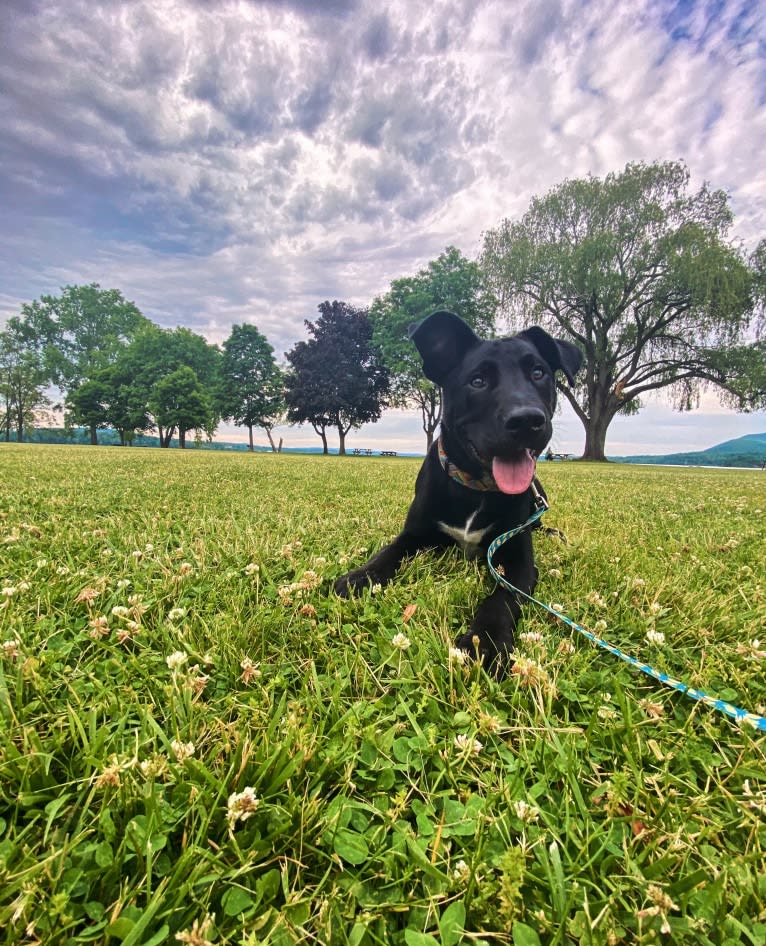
[1, 444, 765, 946]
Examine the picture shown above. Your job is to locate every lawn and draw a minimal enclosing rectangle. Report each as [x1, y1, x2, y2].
[0, 444, 764, 946]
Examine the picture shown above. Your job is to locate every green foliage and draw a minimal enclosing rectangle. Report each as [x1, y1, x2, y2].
[216, 324, 284, 451]
[113, 325, 222, 446]
[1, 447, 765, 944]
[18, 283, 151, 393]
[285, 301, 390, 455]
[370, 246, 498, 451]
[481, 161, 757, 460]
[149, 366, 214, 448]
[0, 322, 51, 442]
[707, 341, 766, 412]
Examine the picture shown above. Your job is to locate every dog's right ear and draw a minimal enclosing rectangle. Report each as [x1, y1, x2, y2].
[408, 310, 480, 385]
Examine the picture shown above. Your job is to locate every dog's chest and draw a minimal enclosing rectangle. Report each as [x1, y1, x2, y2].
[437, 508, 494, 558]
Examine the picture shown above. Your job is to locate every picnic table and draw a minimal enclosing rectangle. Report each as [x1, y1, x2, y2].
[545, 451, 572, 461]
[352, 448, 373, 456]
[380, 450, 398, 457]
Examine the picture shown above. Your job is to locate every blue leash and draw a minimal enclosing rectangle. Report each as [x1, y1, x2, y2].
[487, 489, 766, 732]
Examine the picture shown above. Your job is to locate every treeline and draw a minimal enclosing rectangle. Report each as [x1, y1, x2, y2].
[0, 247, 493, 454]
[3, 160, 764, 459]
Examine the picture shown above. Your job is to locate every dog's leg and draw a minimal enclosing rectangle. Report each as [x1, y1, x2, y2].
[334, 531, 435, 597]
[456, 530, 537, 677]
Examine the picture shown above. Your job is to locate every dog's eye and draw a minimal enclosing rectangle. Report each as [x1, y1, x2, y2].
[531, 365, 546, 381]
[469, 374, 486, 389]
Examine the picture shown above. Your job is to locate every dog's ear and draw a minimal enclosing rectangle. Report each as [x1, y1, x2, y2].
[517, 326, 583, 386]
[408, 310, 480, 384]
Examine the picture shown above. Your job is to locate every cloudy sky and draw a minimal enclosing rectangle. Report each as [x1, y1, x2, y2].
[1, 0, 765, 455]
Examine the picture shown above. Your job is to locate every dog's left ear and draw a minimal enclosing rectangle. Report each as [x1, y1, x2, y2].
[408, 310, 480, 385]
[518, 326, 583, 386]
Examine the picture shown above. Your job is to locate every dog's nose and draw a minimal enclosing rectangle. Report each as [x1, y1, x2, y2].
[504, 408, 547, 437]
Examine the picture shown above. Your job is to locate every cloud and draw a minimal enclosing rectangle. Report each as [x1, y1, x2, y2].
[1, 0, 764, 454]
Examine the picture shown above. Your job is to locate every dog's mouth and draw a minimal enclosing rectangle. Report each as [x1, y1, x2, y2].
[492, 448, 538, 495]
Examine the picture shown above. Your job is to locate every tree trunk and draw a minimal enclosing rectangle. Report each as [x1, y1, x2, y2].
[248, 424, 254, 452]
[337, 424, 346, 456]
[580, 398, 616, 461]
[179, 428, 186, 449]
[320, 428, 328, 454]
[90, 422, 98, 446]
[419, 386, 442, 455]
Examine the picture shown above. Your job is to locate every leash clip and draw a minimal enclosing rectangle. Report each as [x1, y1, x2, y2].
[530, 481, 549, 512]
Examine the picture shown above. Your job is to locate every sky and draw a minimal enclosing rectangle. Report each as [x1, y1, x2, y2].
[1, 0, 765, 456]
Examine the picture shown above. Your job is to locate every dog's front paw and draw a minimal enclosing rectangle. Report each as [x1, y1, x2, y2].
[455, 628, 514, 679]
[334, 569, 372, 598]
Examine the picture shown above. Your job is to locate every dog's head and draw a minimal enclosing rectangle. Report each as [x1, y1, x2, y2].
[409, 310, 582, 494]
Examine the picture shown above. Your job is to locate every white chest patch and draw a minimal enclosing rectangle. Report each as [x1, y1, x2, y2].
[438, 510, 493, 558]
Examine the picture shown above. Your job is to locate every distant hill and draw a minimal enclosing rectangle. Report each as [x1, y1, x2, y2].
[615, 432, 766, 468]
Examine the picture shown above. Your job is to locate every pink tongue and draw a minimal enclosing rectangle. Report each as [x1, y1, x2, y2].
[492, 452, 536, 494]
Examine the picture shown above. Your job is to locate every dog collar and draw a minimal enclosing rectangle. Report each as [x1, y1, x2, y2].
[437, 438, 499, 491]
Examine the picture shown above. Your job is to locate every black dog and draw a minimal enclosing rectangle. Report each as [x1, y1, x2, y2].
[335, 310, 582, 674]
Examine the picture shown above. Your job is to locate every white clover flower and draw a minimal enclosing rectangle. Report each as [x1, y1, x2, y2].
[453, 733, 483, 755]
[631, 577, 646, 589]
[2, 639, 20, 659]
[111, 605, 130, 619]
[371, 583, 382, 595]
[17, 581, 30, 592]
[166, 651, 188, 670]
[736, 640, 766, 660]
[519, 631, 544, 644]
[131, 550, 143, 560]
[513, 800, 540, 823]
[391, 632, 411, 650]
[116, 578, 131, 589]
[240, 657, 262, 683]
[227, 786, 260, 826]
[175, 915, 215, 946]
[448, 646, 468, 666]
[645, 630, 665, 646]
[558, 639, 576, 655]
[171, 739, 195, 762]
[548, 568, 563, 579]
[2, 585, 17, 597]
[168, 607, 186, 621]
[451, 859, 470, 882]
[597, 705, 619, 721]
[244, 563, 260, 576]
[178, 562, 194, 576]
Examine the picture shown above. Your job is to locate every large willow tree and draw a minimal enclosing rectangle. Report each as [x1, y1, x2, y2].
[481, 161, 758, 460]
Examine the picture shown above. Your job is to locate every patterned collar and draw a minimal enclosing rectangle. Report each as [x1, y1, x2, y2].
[437, 437, 498, 491]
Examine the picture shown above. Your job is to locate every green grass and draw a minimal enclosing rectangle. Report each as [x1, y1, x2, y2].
[1, 444, 765, 946]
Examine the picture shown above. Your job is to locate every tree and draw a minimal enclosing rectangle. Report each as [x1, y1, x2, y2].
[708, 341, 766, 412]
[0, 323, 50, 442]
[65, 377, 111, 441]
[481, 161, 757, 460]
[217, 324, 285, 451]
[65, 364, 153, 445]
[111, 325, 221, 446]
[16, 284, 151, 444]
[149, 367, 213, 449]
[370, 246, 498, 452]
[284, 301, 390, 455]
